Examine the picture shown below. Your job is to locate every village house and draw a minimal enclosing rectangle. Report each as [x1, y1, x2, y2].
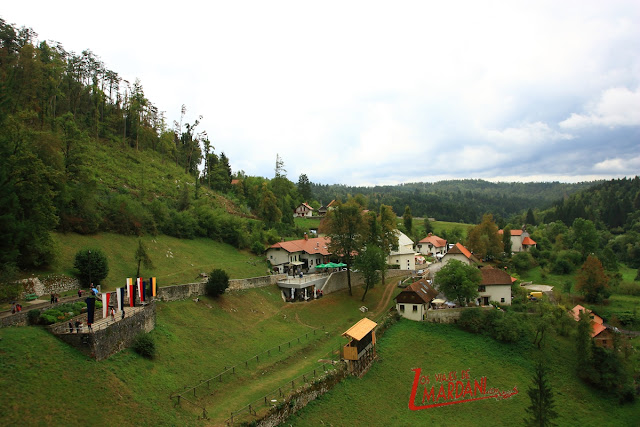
[477, 267, 514, 306]
[428, 242, 480, 276]
[416, 233, 448, 258]
[266, 235, 331, 275]
[394, 278, 438, 321]
[317, 200, 336, 216]
[388, 230, 417, 271]
[293, 202, 314, 218]
[498, 228, 536, 252]
[570, 305, 614, 349]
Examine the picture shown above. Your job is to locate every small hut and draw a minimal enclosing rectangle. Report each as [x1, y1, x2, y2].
[342, 318, 377, 374]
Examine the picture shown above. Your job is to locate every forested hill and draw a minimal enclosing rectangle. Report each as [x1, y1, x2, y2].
[542, 176, 640, 231]
[312, 180, 599, 224]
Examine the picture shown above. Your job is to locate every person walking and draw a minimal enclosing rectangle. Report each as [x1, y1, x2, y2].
[75, 320, 81, 333]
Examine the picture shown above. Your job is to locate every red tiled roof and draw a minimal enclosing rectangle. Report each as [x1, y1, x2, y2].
[230, 179, 240, 185]
[480, 267, 513, 285]
[419, 234, 447, 247]
[298, 202, 313, 211]
[592, 323, 607, 338]
[522, 236, 536, 246]
[269, 236, 331, 256]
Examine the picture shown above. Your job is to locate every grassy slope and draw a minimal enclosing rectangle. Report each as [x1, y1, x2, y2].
[0, 276, 403, 426]
[291, 319, 639, 427]
[26, 232, 271, 292]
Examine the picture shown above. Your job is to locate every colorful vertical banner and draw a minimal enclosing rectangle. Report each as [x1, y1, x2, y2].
[137, 277, 144, 303]
[126, 278, 132, 301]
[117, 287, 124, 311]
[151, 277, 157, 297]
[102, 293, 110, 318]
[129, 280, 135, 307]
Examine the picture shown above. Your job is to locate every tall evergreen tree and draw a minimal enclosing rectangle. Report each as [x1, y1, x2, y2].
[403, 205, 413, 234]
[524, 361, 558, 426]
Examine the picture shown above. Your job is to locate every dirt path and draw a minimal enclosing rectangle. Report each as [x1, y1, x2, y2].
[372, 275, 408, 318]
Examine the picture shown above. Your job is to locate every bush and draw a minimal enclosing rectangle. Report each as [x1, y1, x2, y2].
[512, 252, 535, 273]
[132, 333, 156, 359]
[251, 241, 265, 255]
[206, 269, 230, 297]
[458, 309, 485, 333]
[27, 309, 41, 325]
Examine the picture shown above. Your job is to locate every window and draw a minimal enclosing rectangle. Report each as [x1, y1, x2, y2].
[399, 304, 405, 312]
[412, 305, 418, 312]
[500, 298, 505, 303]
[478, 285, 486, 292]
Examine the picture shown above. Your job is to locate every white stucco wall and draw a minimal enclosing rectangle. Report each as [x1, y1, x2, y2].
[396, 302, 427, 321]
[478, 285, 512, 305]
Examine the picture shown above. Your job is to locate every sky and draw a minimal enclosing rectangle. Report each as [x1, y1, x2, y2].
[4, 1, 640, 186]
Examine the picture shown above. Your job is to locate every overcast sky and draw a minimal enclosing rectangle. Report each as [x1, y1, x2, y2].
[4, 1, 640, 186]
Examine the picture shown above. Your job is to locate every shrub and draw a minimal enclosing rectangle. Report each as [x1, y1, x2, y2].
[39, 314, 57, 325]
[251, 241, 265, 255]
[458, 309, 485, 333]
[492, 311, 525, 342]
[512, 252, 535, 273]
[27, 309, 41, 325]
[132, 333, 156, 359]
[206, 269, 230, 297]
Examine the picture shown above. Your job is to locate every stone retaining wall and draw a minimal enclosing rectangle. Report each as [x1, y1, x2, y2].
[228, 274, 286, 291]
[156, 274, 286, 302]
[19, 275, 79, 299]
[51, 303, 155, 361]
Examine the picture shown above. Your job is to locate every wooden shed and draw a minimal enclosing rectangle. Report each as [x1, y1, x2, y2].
[342, 318, 377, 375]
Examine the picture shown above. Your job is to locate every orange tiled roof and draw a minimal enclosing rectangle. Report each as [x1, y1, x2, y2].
[419, 234, 447, 247]
[447, 243, 480, 263]
[498, 229, 524, 236]
[592, 323, 607, 338]
[269, 236, 331, 256]
[522, 236, 536, 246]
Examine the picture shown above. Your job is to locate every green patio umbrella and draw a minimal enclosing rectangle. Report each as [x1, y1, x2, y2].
[315, 264, 327, 269]
[335, 262, 347, 267]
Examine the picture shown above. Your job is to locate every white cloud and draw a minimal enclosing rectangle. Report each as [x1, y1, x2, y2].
[559, 87, 640, 129]
[486, 122, 574, 146]
[594, 155, 640, 172]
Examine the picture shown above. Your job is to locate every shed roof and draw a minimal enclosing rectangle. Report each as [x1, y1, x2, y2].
[343, 318, 377, 341]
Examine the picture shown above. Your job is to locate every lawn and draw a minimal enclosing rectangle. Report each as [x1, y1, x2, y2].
[0, 275, 402, 426]
[290, 319, 640, 426]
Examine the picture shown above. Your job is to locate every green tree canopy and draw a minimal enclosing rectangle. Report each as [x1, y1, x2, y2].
[206, 268, 229, 297]
[73, 248, 109, 287]
[434, 259, 481, 306]
[467, 214, 503, 260]
[576, 255, 610, 303]
[325, 199, 365, 296]
[403, 205, 413, 234]
[354, 245, 386, 302]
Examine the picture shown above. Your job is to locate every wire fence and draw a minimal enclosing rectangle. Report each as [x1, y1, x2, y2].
[225, 361, 342, 425]
[169, 325, 328, 404]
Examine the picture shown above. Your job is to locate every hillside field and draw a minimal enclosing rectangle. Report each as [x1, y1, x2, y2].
[291, 319, 640, 426]
[24, 232, 270, 292]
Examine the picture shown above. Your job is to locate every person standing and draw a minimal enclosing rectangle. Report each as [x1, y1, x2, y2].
[68, 322, 73, 333]
[75, 320, 81, 333]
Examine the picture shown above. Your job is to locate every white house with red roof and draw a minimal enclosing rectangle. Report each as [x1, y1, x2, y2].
[293, 202, 314, 218]
[416, 233, 448, 257]
[428, 243, 480, 276]
[498, 228, 536, 252]
[266, 235, 331, 274]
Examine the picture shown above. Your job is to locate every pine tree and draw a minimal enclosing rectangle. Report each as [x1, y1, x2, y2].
[524, 361, 558, 426]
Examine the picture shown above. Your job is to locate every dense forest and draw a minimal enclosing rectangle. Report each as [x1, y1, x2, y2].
[312, 180, 598, 224]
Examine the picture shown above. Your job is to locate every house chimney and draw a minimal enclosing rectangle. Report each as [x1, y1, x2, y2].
[428, 233, 432, 237]
[304, 233, 308, 241]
